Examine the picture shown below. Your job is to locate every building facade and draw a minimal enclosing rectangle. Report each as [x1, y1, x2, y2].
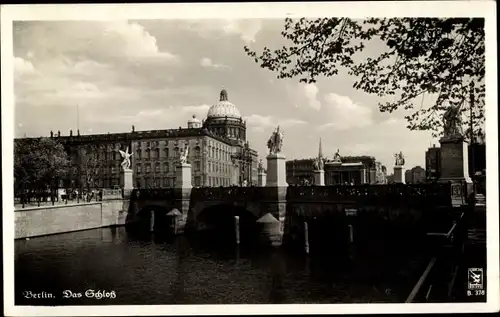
[286, 153, 383, 186]
[16, 89, 259, 189]
[405, 166, 426, 184]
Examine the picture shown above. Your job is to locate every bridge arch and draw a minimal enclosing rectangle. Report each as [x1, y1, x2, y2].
[195, 203, 259, 245]
[136, 205, 173, 232]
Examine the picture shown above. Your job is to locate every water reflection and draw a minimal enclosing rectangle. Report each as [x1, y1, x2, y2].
[15, 227, 426, 305]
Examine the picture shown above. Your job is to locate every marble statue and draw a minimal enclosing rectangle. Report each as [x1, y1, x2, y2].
[179, 144, 190, 164]
[313, 156, 324, 171]
[333, 149, 342, 163]
[394, 151, 405, 166]
[119, 146, 133, 170]
[443, 103, 463, 138]
[267, 126, 284, 155]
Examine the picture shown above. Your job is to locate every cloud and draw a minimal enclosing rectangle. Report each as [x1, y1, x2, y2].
[186, 19, 262, 44]
[302, 83, 321, 111]
[102, 21, 178, 61]
[318, 93, 373, 130]
[14, 57, 35, 76]
[245, 114, 306, 132]
[200, 57, 229, 70]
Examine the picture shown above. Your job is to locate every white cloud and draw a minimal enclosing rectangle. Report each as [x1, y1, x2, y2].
[222, 19, 262, 44]
[200, 57, 229, 70]
[187, 19, 262, 44]
[302, 83, 321, 111]
[14, 57, 35, 76]
[102, 21, 178, 61]
[245, 114, 306, 132]
[318, 93, 373, 130]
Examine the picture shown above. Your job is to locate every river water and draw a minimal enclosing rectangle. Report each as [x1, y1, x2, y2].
[15, 227, 428, 305]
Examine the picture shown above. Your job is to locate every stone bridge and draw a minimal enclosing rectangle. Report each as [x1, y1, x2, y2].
[125, 183, 459, 246]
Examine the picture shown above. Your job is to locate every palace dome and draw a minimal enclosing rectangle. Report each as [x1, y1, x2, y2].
[187, 114, 202, 128]
[206, 89, 242, 119]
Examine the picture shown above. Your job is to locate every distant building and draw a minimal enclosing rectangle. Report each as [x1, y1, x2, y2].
[425, 144, 441, 182]
[386, 174, 395, 183]
[286, 151, 382, 185]
[14, 89, 259, 189]
[405, 166, 426, 184]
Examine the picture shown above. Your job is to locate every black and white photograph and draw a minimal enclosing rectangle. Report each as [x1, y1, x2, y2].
[2, 2, 499, 316]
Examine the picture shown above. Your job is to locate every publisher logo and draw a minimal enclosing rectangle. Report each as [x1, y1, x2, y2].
[468, 268, 484, 290]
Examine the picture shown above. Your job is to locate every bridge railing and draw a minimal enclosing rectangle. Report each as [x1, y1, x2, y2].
[130, 188, 176, 201]
[190, 186, 267, 201]
[287, 183, 452, 206]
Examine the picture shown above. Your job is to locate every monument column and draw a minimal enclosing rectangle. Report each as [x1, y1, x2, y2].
[119, 146, 134, 226]
[175, 145, 193, 232]
[259, 126, 287, 247]
[438, 134, 473, 206]
[393, 165, 405, 184]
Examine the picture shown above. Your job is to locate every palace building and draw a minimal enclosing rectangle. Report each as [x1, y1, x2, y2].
[16, 89, 259, 189]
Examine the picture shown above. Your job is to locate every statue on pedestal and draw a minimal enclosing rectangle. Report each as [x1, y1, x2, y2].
[443, 103, 464, 138]
[394, 151, 405, 166]
[267, 126, 284, 155]
[119, 147, 133, 170]
[313, 156, 324, 171]
[179, 144, 190, 165]
[332, 149, 342, 163]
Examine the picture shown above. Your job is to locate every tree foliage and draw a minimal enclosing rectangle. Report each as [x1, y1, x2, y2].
[244, 18, 485, 138]
[14, 137, 70, 191]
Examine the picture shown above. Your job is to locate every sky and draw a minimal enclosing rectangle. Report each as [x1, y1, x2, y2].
[13, 19, 440, 170]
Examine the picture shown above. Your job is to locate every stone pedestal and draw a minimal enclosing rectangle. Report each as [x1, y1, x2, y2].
[438, 136, 472, 183]
[258, 172, 267, 187]
[175, 163, 192, 189]
[438, 136, 473, 206]
[313, 169, 325, 186]
[266, 154, 288, 187]
[120, 168, 134, 226]
[122, 168, 134, 195]
[393, 166, 405, 184]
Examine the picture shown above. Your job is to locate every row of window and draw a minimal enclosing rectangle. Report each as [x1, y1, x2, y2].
[135, 146, 202, 160]
[136, 161, 202, 173]
[136, 176, 203, 188]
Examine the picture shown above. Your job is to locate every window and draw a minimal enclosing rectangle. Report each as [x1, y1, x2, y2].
[154, 148, 160, 159]
[163, 177, 168, 187]
[195, 161, 201, 171]
[145, 149, 150, 160]
[136, 149, 141, 159]
[194, 146, 201, 157]
[194, 176, 201, 187]
[136, 179, 141, 188]
[155, 163, 160, 173]
[137, 164, 142, 173]
[164, 148, 169, 158]
[145, 164, 151, 173]
[164, 162, 169, 173]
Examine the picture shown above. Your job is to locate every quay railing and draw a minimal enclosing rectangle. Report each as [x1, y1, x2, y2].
[405, 209, 468, 303]
[15, 188, 125, 209]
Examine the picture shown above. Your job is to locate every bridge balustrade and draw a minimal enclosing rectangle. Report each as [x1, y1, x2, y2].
[287, 183, 452, 206]
[190, 187, 265, 202]
[130, 188, 176, 201]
